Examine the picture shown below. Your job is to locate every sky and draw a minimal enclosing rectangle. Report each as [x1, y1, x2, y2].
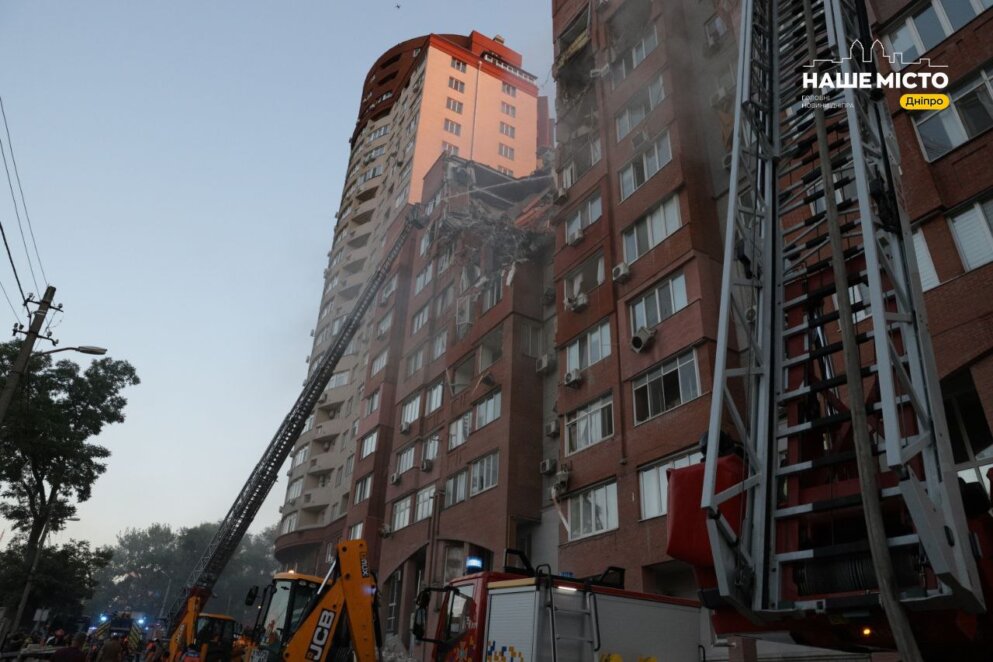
[0, 0, 554, 549]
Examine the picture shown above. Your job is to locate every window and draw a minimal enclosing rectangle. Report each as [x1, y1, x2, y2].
[451, 57, 467, 73]
[451, 355, 474, 394]
[616, 73, 666, 141]
[287, 477, 304, 499]
[448, 76, 465, 93]
[435, 284, 455, 316]
[481, 278, 502, 312]
[360, 431, 378, 458]
[380, 274, 397, 302]
[444, 470, 467, 507]
[293, 445, 310, 467]
[470, 452, 499, 495]
[415, 263, 434, 293]
[630, 272, 688, 332]
[622, 194, 681, 262]
[612, 26, 659, 85]
[565, 319, 612, 372]
[303, 415, 314, 433]
[424, 433, 439, 461]
[641, 451, 703, 518]
[281, 512, 298, 534]
[419, 233, 431, 256]
[412, 305, 430, 333]
[397, 445, 415, 474]
[479, 326, 503, 370]
[498, 143, 515, 159]
[566, 395, 614, 454]
[501, 82, 517, 97]
[949, 197, 993, 270]
[449, 411, 472, 448]
[368, 125, 389, 141]
[330, 315, 345, 335]
[446, 97, 464, 114]
[437, 245, 453, 273]
[475, 391, 502, 429]
[565, 191, 603, 240]
[354, 474, 372, 503]
[406, 347, 425, 376]
[371, 350, 388, 376]
[500, 101, 516, 117]
[440, 117, 463, 136]
[633, 350, 700, 424]
[426, 381, 444, 413]
[567, 482, 618, 540]
[365, 389, 381, 416]
[432, 330, 448, 360]
[497, 166, 514, 176]
[619, 132, 672, 199]
[328, 370, 350, 389]
[887, 0, 990, 71]
[912, 229, 940, 290]
[914, 66, 993, 160]
[348, 522, 363, 540]
[415, 485, 436, 521]
[564, 253, 605, 298]
[401, 394, 422, 425]
[499, 122, 516, 138]
[442, 141, 460, 156]
[345, 454, 354, 476]
[392, 496, 412, 530]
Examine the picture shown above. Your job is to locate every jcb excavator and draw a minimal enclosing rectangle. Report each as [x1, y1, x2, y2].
[244, 540, 379, 662]
[163, 207, 425, 661]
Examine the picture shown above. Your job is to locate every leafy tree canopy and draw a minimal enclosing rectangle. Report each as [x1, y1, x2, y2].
[88, 522, 279, 625]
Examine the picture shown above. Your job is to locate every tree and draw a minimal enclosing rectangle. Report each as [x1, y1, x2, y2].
[0, 537, 112, 627]
[88, 522, 279, 625]
[0, 340, 139, 628]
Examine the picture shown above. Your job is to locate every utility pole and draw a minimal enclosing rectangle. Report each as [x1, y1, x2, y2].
[0, 285, 57, 426]
[10, 518, 49, 635]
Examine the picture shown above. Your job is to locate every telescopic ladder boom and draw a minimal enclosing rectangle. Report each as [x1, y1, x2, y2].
[166, 207, 423, 636]
[700, 0, 984, 645]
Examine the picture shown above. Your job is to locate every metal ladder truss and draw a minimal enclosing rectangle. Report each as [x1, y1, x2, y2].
[540, 568, 601, 662]
[700, 0, 984, 620]
[167, 208, 423, 633]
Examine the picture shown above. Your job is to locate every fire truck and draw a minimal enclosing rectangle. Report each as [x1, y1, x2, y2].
[412, 552, 702, 662]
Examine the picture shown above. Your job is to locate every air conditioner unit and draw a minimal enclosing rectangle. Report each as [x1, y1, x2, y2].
[318, 393, 328, 403]
[379, 524, 392, 537]
[567, 227, 585, 246]
[536, 353, 555, 375]
[555, 187, 569, 203]
[400, 421, 412, 434]
[420, 459, 433, 472]
[539, 458, 557, 475]
[589, 64, 610, 79]
[631, 326, 656, 353]
[544, 419, 560, 438]
[565, 292, 589, 312]
[632, 131, 649, 148]
[564, 370, 582, 388]
[542, 287, 556, 306]
[390, 472, 401, 485]
[612, 261, 632, 283]
[550, 468, 570, 498]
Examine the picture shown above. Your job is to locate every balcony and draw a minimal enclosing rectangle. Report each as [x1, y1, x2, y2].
[300, 489, 333, 512]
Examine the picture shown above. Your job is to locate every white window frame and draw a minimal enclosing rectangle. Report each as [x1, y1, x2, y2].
[354, 474, 372, 503]
[401, 394, 422, 425]
[565, 191, 603, 240]
[426, 381, 444, 414]
[619, 131, 672, 200]
[443, 118, 462, 136]
[396, 445, 415, 474]
[423, 433, 440, 461]
[412, 305, 430, 334]
[474, 390, 502, 430]
[632, 350, 701, 425]
[415, 485, 436, 521]
[949, 197, 993, 271]
[565, 319, 612, 373]
[470, 452, 499, 495]
[567, 481, 618, 540]
[392, 496, 412, 530]
[444, 470, 467, 507]
[371, 350, 389, 376]
[565, 395, 614, 454]
[622, 194, 682, 262]
[448, 411, 472, 449]
[912, 66, 993, 161]
[360, 431, 378, 459]
[629, 272, 689, 333]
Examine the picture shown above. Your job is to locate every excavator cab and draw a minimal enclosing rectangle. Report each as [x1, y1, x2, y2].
[191, 614, 237, 661]
[251, 572, 322, 662]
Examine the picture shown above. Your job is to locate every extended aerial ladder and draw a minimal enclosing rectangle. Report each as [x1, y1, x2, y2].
[165, 206, 424, 658]
[667, 0, 993, 657]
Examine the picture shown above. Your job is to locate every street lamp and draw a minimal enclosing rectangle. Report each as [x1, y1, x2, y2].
[36, 346, 108, 357]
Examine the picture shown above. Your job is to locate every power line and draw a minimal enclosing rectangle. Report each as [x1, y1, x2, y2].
[0, 97, 46, 287]
[0, 275, 20, 323]
[0, 215, 26, 308]
[0, 99, 41, 294]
